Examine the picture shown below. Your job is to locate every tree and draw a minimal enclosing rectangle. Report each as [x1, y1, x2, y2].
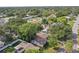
[57, 16, 67, 24]
[28, 8, 41, 15]
[41, 9, 52, 17]
[42, 47, 56, 53]
[5, 18, 27, 32]
[47, 15, 57, 24]
[65, 40, 73, 52]
[42, 18, 48, 24]
[6, 12, 15, 17]
[3, 47, 15, 53]
[63, 24, 72, 40]
[2, 18, 28, 41]
[49, 23, 72, 41]
[18, 23, 42, 41]
[48, 35, 59, 49]
[48, 21, 72, 49]
[55, 8, 71, 17]
[0, 27, 4, 35]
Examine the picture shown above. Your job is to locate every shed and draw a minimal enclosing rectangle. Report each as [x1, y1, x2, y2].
[31, 32, 48, 47]
[14, 41, 39, 53]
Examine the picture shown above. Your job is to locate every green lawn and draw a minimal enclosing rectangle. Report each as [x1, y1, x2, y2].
[2, 41, 21, 53]
[68, 20, 74, 28]
[64, 40, 73, 53]
[2, 47, 15, 53]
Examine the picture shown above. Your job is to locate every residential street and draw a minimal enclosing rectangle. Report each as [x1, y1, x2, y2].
[72, 15, 79, 52]
[0, 39, 22, 52]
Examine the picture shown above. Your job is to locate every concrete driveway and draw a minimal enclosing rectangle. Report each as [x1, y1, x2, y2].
[72, 15, 79, 52]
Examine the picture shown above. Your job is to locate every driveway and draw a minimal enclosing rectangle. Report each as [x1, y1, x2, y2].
[72, 15, 79, 52]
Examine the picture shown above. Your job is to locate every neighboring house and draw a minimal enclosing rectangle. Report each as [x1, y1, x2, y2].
[66, 16, 71, 22]
[0, 16, 17, 26]
[5, 29, 18, 39]
[7, 16, 17, 19]
[22, 16, 33, 20]
[0, 41, 4, 48]
[41, 25, 49, 34]
[27, 17, 42, 24]
[42, 24, 46, 29]
[0, 14, 6, 18]
[14, 41, 39, 53]
[0, 18, 6, 26]
[47, 14, 56, 19]
[31, 32, 48, 47]
[66, 16, 70, 19]
[22, 15, 38, 20]
[5, 29, 11, 35]
[0, 35, 6, 41]
[0, 18, 9, 26]
[51, 22, 63, 27]
[42, 29, 48, 33]
[1, 16, 17, 21]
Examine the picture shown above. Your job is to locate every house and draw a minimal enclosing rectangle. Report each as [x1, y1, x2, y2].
[51, 22, 63, 27]
[0, 35, 6, 41]
[66, 16, 70, 19]
[0, 14, 6, 18]
[31, 32, 48, 47]
[22, 16, 33, 20]
[5, 29, 11, 34]
[65, 16, 71, 22]
[0, 18, 6, 26]
[22, 15, 38, 20]
[0, 18, 9, 26]
[14, 41, 39, 53]
[41, 25, 49, 34]
[5, 29, 19, 39]
[0, 41, 4, 48]
[27, 17, 42, 24]
[47, 14, 56, 19]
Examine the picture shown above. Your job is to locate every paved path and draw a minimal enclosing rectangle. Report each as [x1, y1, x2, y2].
[72, 15, 79, 52]
[0, 39, 22, 52]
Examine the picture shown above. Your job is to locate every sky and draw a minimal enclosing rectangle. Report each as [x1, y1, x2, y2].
[0, 0, 79, 7]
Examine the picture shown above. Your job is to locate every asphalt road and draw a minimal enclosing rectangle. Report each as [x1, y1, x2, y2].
[72, 15, 79, 52]
[0, 39, 22, 52]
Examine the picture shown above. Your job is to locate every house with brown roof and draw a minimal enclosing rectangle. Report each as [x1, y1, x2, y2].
[27, 17, 42, 24]
[14, 41, 39, 53]
[31, 31, 48, 47]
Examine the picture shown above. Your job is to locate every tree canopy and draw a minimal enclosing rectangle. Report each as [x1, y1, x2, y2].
[18, 23, 42, 41]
